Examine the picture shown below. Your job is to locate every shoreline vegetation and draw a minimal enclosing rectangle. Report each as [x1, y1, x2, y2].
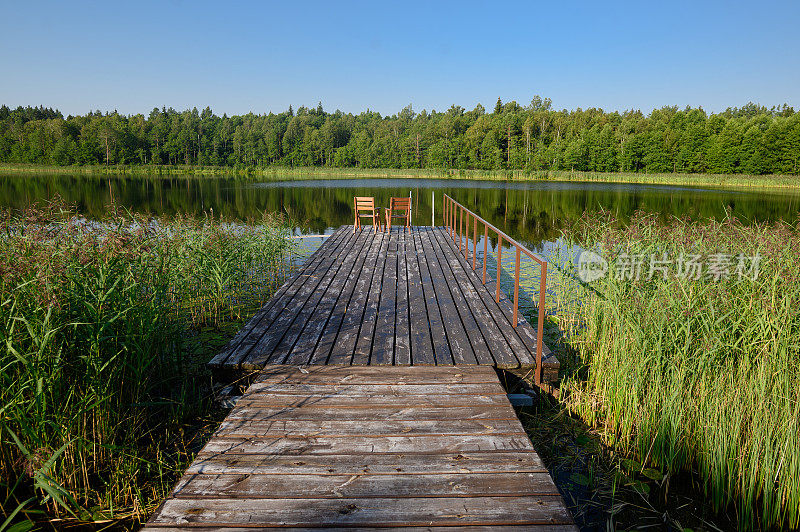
[535, 213, 800, 530]
[0, 200, 296, 529]
[1, 163, 799, 190]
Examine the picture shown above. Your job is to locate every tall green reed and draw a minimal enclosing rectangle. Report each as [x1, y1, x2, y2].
[558, 212, 800, 529]
[0, 199, 294, 525]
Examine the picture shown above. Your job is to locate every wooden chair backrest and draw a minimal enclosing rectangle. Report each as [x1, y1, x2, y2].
[354, 197, 375, 211]
[389, 197, 411, 211]
[355, 196, 375, 211]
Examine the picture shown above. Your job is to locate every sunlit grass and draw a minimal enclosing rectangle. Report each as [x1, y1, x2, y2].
[541, 212, 800, 529]
[0, 199, 294, 528]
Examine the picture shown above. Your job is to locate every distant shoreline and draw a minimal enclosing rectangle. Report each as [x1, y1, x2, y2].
[1, 164, 798, 191]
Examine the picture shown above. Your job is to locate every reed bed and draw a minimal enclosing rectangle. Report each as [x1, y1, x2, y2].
[0, 199, 294, 528]
[550, 212, 800, 529]
[1, 163, 797, 190]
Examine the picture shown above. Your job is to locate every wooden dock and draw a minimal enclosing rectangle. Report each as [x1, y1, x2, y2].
[144, 365, 574, 530]
[146, 224, 572, 529]
[210, 225, 558, 376]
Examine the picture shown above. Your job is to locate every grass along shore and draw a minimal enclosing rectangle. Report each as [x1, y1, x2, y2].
[0, 200, 295, 529]
[538, 212, 800, 529]
[1, 163, 799, 190]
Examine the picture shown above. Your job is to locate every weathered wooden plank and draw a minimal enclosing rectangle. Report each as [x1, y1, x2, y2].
[415, 228, 478, 365]
[171, 472, 557, 499]
[435, 227, 539, 363]
[208, 228, 348, 368]
[231, 393, 511, 408]
[212, 419, 526, 437]
[352, 229, 390, 365]
[148, 496, 574, 527]
[157, 354, 574, 530]
[411, 228, 456, 365]
[276, 229, 373, 365]
[310, 229, 381, 365]
[285, 230, 372, 366]
[211, 225, 558, 372]
[438, 227, 554, 365]
[200, 433, 535, 455]
[145, 526, 578, 531]
[483, 272, 560, 371]
[421, 227, 495, 365]
[208, 230, 341, 366]
[226, 404, 519, 422]
[242, 228, 364, 367]
[243, 382, 506, 396]
[253, 365, 499, 384]
[429, 226, 520, 368]
[371, 230, 397, 364]
[394, 231, 412, 364]
[432, 226, 539, 368]
[404, 229, 436, 365]
[186, 451, 547, 476]
[327, 229, 385, 364]
[221, 228, 353, 369]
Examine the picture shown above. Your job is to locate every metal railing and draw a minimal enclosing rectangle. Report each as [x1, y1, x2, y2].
[442, 194, 548, 385]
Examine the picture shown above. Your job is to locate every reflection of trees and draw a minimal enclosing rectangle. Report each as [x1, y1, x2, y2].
[0, 174, 797, 243]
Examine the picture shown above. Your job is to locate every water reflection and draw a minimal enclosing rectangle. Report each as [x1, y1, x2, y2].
[1, 173, 797, 249]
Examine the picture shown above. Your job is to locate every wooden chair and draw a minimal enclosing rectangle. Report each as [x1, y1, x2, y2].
[353, 196, 380, 233]
[384, 197, 412, 231]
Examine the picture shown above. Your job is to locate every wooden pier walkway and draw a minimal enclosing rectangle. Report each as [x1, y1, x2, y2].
[144, 365, 574, 530]
[146, 224, 572, 529]
[210, 225, 558, 377]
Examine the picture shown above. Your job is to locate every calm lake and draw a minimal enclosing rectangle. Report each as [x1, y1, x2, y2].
[2, 173, 799, 248]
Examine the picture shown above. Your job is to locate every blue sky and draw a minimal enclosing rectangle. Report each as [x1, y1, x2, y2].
[1, 0, 798, 116]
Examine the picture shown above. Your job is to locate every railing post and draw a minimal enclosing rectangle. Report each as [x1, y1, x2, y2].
[496, 235, 503, 302]
[444, 196, 448, 231]
[535, 261, 547, 385]
[464, 212, 469, 261]
[452, 200, 456, 241]
[459, 207, 463, 254]
[447, 198, 453, 233]
[450, 199, 454, 240]
[482, 224, 488, 284]
[513, 247, 521, 328]
[447, 197, 453, 238]
[472, 215, 477, 270]
[441, 195, 549, 386]
[442, 194, 450, 235]
[448, 198, 452, 237]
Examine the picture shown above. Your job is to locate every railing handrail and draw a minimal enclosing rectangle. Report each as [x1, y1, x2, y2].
[441, 194, 548, 385]
[442, 195, 547, 266]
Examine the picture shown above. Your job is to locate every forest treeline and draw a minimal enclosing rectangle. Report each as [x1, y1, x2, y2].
[1, 97, 798, 175]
